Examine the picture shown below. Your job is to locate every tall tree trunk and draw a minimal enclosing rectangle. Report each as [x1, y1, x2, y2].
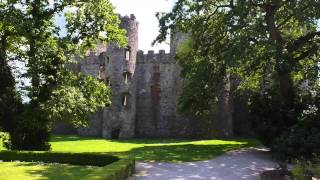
[29, 1, 41, 107]
[265, 3, 295, 108]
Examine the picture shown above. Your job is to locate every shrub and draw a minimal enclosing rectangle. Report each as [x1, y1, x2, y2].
[0, 151, 135, 180]
[291, 158, 320, 180]
[0, 151, 119, 166]
[272, 105, 320, 160]
[249, 90, 300, 147]
[249, 85, 320, 161]
[80, 157, 135, 180]
[5, 105, 51, 151]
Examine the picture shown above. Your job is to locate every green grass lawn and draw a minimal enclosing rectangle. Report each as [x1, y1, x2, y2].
[0, 135, 260, 162]
[0, 135, 259, 179]
[50, 135, 260, 162]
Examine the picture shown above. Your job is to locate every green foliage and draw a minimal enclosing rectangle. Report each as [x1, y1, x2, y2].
[0, 0, 126, 150]
[176, 37, 227, 115]
[5, 105, 51, 150]
[43, 72, 111, 127]
[155, 0, 320, 154]
[80, 157, 135, 180]
[65, 0, 127, 51]
[248, 89, 300, 147]
[292, 158, 320, 180]
[272, 102, 320, 160]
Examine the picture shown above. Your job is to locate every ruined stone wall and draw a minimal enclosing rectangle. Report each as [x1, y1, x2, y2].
[53, 14, 239, 139]
[55, 14, 139, 138]
[101, 14, 138, 138]
[134, 50, 194, 138]
[76, 53, 106, 137]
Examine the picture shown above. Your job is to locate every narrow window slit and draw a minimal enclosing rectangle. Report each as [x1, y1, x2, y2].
[125, 46, 131, 61]
[122, 95, 127, 106]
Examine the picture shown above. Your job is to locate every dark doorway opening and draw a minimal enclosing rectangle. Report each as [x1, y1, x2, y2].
[111, 129, 120, 139]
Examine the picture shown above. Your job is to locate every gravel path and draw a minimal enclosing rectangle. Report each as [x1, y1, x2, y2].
[130, 148, 279, 180]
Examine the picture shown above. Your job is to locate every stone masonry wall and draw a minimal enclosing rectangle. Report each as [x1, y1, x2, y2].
[134, 50, 194, 138]
[53, 14, 238, 139]
[101, 14, 138, 138]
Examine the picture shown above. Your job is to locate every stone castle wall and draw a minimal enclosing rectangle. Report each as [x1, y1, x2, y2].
[134, 50, 189, 137]
[53, 14, 241, 139]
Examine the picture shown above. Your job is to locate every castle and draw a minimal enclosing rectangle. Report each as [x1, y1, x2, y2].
[54, 14, 247, 139]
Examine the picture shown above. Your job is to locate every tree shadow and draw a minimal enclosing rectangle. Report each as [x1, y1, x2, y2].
[1, 142, 260, 179]
[50, 135, 103, 142]
[13, 162, 99, 180]
[109, 138, 197, 145]
[108, 143, 255, 162]
[133, 148, 277, 180]
[51, 135, 193, 144]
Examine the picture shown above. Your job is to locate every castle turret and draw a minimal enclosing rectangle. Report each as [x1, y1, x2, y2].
[170, 31, 189, 57]
[102, 14, 139, 139]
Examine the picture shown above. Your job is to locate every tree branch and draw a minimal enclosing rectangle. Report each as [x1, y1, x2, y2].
[288, 31, 320, 53]
[277, 5, 308, 29]
[265, 3, 284, 44]
[294, 45, 319, 61]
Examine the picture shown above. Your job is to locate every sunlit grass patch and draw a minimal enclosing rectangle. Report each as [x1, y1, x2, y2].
[0, 161, 99, 180]
[50, 135, 260, 162]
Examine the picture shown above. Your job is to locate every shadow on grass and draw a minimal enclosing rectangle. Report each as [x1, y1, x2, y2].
[0, 139, 259, 179]
[109, 138, 196, 144]
[52, 135, 195, 144]
[15, 162, 99, 180]
[50, 135, 102, 142]
[112, 143, 256, 162]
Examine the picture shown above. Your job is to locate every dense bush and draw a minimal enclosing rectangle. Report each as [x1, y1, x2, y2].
[272, 105, 320, 161]
[0, 151, 135, 180]
[249, 81, 320, 161]
[5, 105, 51, 151]
[0, 151, 119, 167]
[249, 90, 300, 147]
[291, 158, 320, 180]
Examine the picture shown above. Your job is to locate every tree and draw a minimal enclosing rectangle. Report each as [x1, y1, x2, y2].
[0, 1, 24, 133]
[0, 0, 127, 150]
[155, 0, 320, 146]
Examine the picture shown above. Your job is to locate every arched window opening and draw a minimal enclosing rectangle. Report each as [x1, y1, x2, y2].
[98, 65, 105, 81]
[111, 128, 120, 139]
[122, 95, 128, 107]
[106, 56, 110, 64]
[125, 46, 131, 61]
[123, 71, 131, 84]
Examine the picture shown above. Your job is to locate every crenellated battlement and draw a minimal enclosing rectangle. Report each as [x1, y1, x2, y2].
[80, 51, 106, 66]
[136, 50, 173, 64]
[118, 14, 139, 28]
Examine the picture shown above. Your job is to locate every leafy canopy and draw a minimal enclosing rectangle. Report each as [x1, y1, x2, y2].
[155, 0, 320, 115]
[0, 0, 127, 128]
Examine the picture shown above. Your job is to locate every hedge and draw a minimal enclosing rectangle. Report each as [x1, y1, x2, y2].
[0, 151, 118, 166]
[0, 151, 135, 179]
[81, 157, 135, 180]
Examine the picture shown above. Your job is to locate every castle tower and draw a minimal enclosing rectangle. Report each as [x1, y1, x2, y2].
[102, 14, 139, 138]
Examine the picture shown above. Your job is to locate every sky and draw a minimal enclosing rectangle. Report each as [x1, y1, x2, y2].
[55, 0, 176, 52]
[110, 0, 176, 52]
